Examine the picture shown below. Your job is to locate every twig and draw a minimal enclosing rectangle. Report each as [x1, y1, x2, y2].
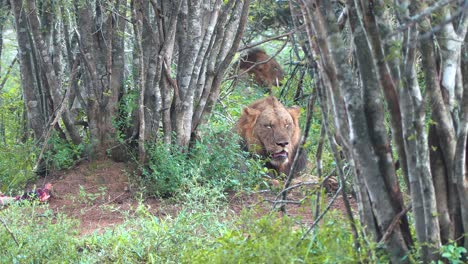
[266, 199, 304, 205]
[314, 123, 326, 219]
[417, 6, 468, 41]
[238, 29, 298, 52]
[276, 181, 318, 196]
[378, 206, 412, 245]
[85, 191, 127, 212]
[316, 64, 359, 247]
[226, 38, 289, 82]
[0, 56, 18, 92]
[0, 214, 20, 246]
[299, 184, 343, 242]
[386, 0, 459, 40]
[33, 60, 79, 172]
[277, 88, 317, 213]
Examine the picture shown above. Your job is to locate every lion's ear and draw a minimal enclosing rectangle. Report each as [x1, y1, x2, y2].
[243, 107, 261, 126]
[288, 106, 301, 120]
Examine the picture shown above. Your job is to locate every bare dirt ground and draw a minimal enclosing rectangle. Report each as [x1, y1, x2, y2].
[33, 159, 356, 235]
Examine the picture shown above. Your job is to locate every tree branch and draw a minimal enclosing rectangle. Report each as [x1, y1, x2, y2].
[238, 29, 297, 52]
[0, 56, 18, 92]
[299, 184, 343, 242]
[378, 206, 412, 245]
[277, 88, 316, 213]
[0, 214, 19, 246]
[386, 0, 460, 40]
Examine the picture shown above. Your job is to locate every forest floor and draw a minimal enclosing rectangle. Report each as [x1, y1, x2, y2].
[33, 159, 356, 235]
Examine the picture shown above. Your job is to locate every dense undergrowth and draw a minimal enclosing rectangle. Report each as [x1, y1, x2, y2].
[0, 201, 367, 263]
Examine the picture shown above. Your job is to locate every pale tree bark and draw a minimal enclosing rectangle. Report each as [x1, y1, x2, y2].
[397, 18, 429, 253]
[410, 3, 448, 259]
[136, 0, 249, 148]
[26, 0, 81, 146]
[0, 0, 9, 143]
[158, 1, 180, 145]
[300, 1, 411, 261]
[195, 0, 250, 122]
[130, 0, 248, 150]
[134, 0, 180, 146]
[10, 0, 46, 141]
[75, 0, 125, 157]
[0, 0, 8, 75]
[455, 34, 468, 249]
[432, 0, 468, 245]
[177, 0, 250, 147]
[298, 0, 379, 241]
[297, 0, 466, 261]
[347, 0, 411, 246]
[132, 0, 147, 162]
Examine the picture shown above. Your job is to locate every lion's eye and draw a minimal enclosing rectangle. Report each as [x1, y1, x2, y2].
[265, 124, 272, 129]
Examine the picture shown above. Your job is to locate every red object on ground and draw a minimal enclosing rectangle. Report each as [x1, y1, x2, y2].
[0, 183, 53, 206]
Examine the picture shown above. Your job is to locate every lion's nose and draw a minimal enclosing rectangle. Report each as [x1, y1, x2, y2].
[276, 141, 289, 147]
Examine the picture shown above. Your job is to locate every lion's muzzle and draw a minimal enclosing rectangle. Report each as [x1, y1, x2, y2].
[271, 150, 289, 163]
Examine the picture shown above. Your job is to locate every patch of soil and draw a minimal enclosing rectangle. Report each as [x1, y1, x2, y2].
[34, 160, 356, 235]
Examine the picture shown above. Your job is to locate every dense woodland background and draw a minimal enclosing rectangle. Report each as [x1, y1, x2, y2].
[0, 0, 467, 263]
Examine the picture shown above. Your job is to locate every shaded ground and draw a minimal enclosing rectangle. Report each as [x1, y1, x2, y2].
[33, 160, 356, 235]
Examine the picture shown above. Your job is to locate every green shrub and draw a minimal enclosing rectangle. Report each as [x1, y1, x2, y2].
[79, 205, 227, 263]
[438, 241, 467, 264]
[141, 127, 265, 199]
[44, 134, 84, 170]
[185, 211, 360, 264]
[142, 141, 189, 197]
[0, 202, 382, 263]
[0, 142, 36, 192]
[0, 202, 80, 263]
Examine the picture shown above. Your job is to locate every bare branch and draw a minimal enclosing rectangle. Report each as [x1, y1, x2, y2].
[33, 60, 79, 172]
[0, 56, 18, 92]
[278, 88, 316, 213]
[386, 0, 461, 40]
[0, 214, 19, 246]
[299, 184, 343, 242]
[238, 29, 298, 52]
[226, 37, 289, 82]
[378, 206, 413, 245]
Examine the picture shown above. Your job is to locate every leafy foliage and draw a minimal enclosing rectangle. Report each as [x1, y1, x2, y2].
[0, 202, 80, 263]
[141, 126, 266, 200]
[0, 73, 36, 192]
[438, 242, 467, 264]
[0, 201, 364, 264]
[44, 134, 84, 171]
[0, 143, 36, 193]
[186, 211, 361, 264]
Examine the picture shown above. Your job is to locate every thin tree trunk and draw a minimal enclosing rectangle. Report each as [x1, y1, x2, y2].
[455, 35, 468, 249]
[75, 0, 122, 157]
[348, 0, 411, 246]
[192, 0, 250, 135]
[26, 0, 82, 146]
[359, 0, 409, 193]
[132, 0, 146, 162]
[10, 0, 46, 142]
[301, 1, 411, 261]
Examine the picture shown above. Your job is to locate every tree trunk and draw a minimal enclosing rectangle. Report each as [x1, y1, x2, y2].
[10, 0, 46, 142]
[26, 0, 81, 146]
[75, 0, 124, 157]
[299, 1, 411, 261]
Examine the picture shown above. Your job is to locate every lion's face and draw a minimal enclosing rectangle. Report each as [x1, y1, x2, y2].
[252, 107, 296, 166]
[237, 96, 301, 173]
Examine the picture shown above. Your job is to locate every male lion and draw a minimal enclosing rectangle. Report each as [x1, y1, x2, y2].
[237, 96, 307, 176]
[238, 48, 284, 92]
